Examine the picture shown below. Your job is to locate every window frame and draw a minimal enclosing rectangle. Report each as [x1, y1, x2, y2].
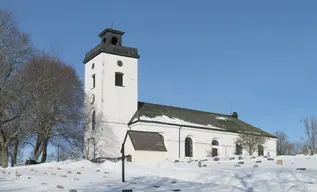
[115, 72, 124, 87]
[185, 137, 193, 157]
[235, 143, 243, 155]
[92, 110, 96, 131]
[92, 74, 96, 89]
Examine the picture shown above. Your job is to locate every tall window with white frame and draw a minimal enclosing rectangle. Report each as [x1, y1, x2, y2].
[235, 143, 242, 155]
[92, 74, 95, 89]
[92, 110, 96, 131]
[185, 137, 193, 157]
[115, 72, 123, 87]
[211, 140, 219, 157]
[258, 145, 264, 156]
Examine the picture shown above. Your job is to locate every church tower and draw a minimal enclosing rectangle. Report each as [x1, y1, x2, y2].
[83, 28, 140, 157]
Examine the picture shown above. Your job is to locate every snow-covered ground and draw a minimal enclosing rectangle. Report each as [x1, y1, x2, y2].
[1, 155, 317, 192]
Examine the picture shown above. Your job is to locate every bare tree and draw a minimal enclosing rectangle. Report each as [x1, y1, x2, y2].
[83, 95, 104, 161]
[0, 10, 34, 168]
[83, 93, 119, 160]
[284, 143, 294, 155]
[301, 117, 317, 155]
[18, 53, 83, 163]
[275, 131, 289, 155]
[236, 131, 266, 156]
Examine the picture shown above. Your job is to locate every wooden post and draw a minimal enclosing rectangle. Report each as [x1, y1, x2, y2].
[57, 144, 60, 162]
[122, 143, 125, 182]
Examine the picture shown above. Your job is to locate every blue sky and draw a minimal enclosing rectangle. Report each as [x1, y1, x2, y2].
[1, 0, 317, 143]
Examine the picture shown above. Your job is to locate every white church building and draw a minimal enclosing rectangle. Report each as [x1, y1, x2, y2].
[83, 28, 277, 163]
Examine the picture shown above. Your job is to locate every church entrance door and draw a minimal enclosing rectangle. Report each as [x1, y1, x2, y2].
[212, 148, 218, 157]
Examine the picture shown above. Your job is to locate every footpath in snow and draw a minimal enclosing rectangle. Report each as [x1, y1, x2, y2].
[1, 155, 317, 192]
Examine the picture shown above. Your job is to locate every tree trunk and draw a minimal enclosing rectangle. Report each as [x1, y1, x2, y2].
[10, 154, 14, 167]
[33, 134, 43, 160]
[40, 139, 48, 163]
[12, 139, 19, 166]
[1, 144, 8, 168]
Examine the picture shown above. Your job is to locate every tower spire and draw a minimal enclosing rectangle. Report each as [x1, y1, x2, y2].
[110, 22, 115, 29]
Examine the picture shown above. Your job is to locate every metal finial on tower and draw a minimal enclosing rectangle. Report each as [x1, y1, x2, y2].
[110, 22, 115, 29]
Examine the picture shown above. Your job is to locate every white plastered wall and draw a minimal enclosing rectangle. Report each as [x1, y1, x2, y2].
[130, 122, 277, 160]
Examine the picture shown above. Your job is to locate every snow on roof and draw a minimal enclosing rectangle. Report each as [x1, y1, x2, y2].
[215, 117, 229, 121]
[138, 115, 225, 130]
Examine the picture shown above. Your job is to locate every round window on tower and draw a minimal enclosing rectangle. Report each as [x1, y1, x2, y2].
[117, 60, 123, 67]
[92, 63, 95, 69]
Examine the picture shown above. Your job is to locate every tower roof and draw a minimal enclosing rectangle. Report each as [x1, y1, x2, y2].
[83, 28, 139, 63]
[98, 28, 125, 37]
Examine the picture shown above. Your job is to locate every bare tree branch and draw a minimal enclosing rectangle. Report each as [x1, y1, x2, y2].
[236, 131, 267, 156]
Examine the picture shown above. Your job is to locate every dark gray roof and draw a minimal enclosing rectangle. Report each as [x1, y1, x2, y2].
[126, 130, 167, 151]
[83, 43, 139, 63]
[129, 102, 276, 138]
[98, 28, 125, 37]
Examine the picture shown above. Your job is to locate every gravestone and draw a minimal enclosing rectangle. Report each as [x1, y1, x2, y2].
[276, 160, 283, 165]
[238, 161, 244, 164]
[256, 160, 261, 163]
[56, 185, 64, 189]
[122, 189, 133, 192]
[25, 159, 40, 165]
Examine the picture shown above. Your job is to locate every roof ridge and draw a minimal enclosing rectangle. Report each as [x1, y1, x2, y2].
[128, 130, 161, 134]
[138, 101, 232, 117]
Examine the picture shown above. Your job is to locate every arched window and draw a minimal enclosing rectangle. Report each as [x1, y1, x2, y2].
[258, 145, 264, 156]
[92, 110, 96, 131]
[212, 140, 219, 146]
[211, 139, 219, 157]
[185, 137, 193, 157]
[92, 74, 95, 88]
[103, 38, 107, 43]
[111, 37, 118, 45]
[235, 143, 242, 155]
